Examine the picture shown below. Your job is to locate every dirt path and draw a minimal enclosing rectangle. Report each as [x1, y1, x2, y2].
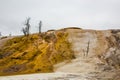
[0, 72, 95, 80]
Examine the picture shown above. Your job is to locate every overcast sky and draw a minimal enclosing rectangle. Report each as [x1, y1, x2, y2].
[0, 0, 120, 36]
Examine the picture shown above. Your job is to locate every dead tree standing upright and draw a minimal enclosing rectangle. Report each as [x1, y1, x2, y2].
[0, 32, 1, 39]
[86, 40, 90, 57]
[25, 18, 31, 36]
[22, 27, 27, 36]
[0, 32, 1, 37]
[39, 21, 42, 34]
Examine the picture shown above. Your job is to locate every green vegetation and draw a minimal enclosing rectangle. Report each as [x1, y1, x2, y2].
[0, 31, 75, 76]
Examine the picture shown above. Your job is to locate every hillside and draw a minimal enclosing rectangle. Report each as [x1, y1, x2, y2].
[0, 27, 120, 80]
[0, 30, 74, 75]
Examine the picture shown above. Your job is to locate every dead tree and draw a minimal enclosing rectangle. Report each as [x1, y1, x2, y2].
[22, 18, 31, 36]
[86, 40, 90, 57]
[24, 18, 31, 36]
[39, 21, 42, 34]
[22, 27, 27, 36]
[0, 32, 1, 39]
[0, 32, 1, 37]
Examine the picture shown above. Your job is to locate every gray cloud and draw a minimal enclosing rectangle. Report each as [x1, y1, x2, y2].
[0, 0, 120, 35]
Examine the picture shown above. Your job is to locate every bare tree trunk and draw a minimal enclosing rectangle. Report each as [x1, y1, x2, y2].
[25, 17, 31, 36]
[0, 32, 1, 39]
[39, 21, 42, 34]
[86, 40, 90, 57]
[0, 32, 1, 36]
[22, 28, 27, 36]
